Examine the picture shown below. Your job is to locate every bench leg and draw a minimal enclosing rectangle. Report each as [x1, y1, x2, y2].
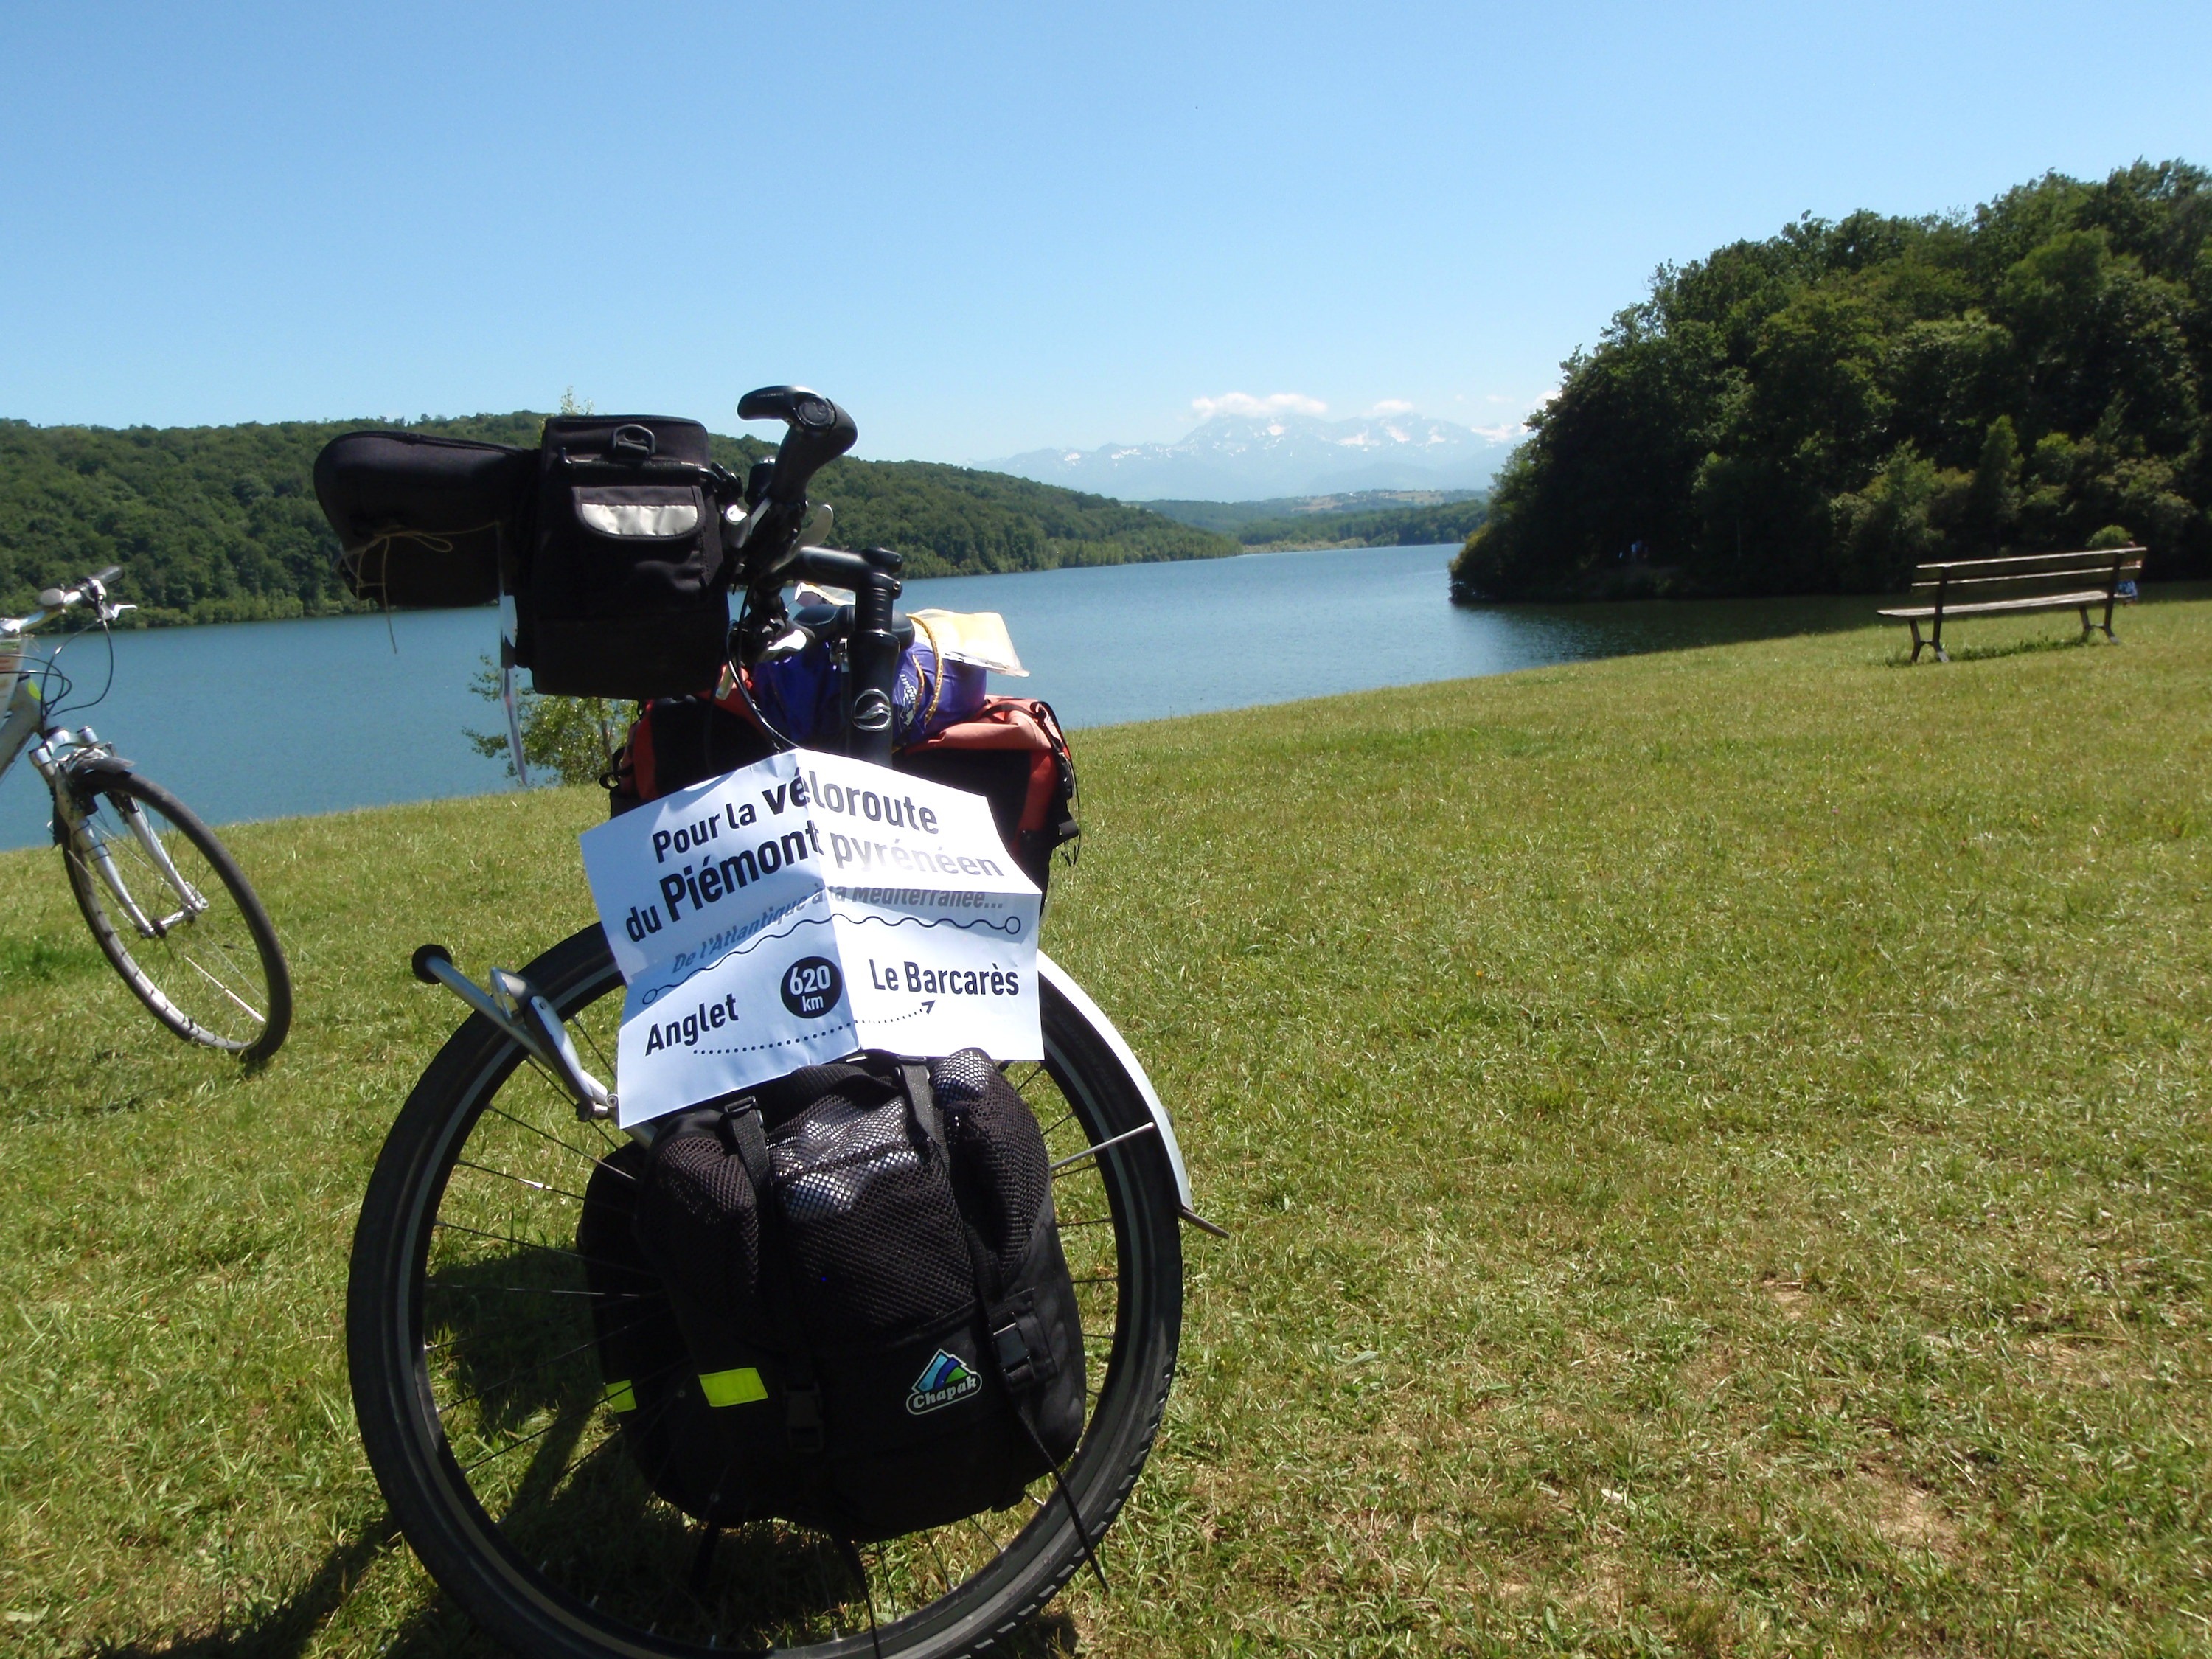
[1930, 609, 1947, 664]
[1907, 619, 1924, 662]
[2101, 591, 2118, 641]
[2080, 605, 2093, 637]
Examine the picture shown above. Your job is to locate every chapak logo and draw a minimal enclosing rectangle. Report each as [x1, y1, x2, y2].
[905, 1349, 981, 1416]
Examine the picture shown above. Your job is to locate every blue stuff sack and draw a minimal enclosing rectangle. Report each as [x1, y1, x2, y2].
[748, 640, 844, 746]
[752, 618, 988, 749]
[897, 617, 990, 746]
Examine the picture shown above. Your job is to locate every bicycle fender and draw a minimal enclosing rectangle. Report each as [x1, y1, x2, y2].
[60, 753, 133, 780]
[53, 753, 133, 824]
[1037, 950, 1194, 1212]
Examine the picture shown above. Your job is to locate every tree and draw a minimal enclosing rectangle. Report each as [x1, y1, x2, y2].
[1453, 161, 2212, 603]
[465, 658, 630, 787]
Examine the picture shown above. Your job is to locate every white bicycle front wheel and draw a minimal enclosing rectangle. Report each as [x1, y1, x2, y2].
[57, 765, 293, 1063]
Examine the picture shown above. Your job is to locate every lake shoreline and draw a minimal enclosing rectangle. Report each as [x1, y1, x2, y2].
[10, 549, 2192, 849]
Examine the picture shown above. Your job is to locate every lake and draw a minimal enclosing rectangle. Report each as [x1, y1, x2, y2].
[0, 543, 1877, 849]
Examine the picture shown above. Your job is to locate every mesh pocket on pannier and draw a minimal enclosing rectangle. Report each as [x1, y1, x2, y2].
[771, 1086, 975, 1346]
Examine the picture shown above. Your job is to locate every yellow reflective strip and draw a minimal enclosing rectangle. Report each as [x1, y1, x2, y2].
[699, 1366, 768, 1408]
[602, 1379, 637, 1413]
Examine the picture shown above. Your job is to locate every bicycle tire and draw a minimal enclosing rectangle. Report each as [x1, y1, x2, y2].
[57, 765, 293, 1064]
[348, 924, 1182, 1658]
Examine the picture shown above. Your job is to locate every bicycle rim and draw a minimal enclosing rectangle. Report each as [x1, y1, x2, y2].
[350, 925, 1181, 1658]
[59, 768, 292, 1061]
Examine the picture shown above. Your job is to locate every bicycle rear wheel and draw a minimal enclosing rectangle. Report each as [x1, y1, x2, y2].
[57, 765, 293, 1063]
[348, 924, 1182, 1659]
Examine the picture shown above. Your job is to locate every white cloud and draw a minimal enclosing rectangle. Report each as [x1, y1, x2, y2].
[1367, 398, 1415, 416]
[1461, 384, 1561, 445]
[1191, 391, 1328, 420]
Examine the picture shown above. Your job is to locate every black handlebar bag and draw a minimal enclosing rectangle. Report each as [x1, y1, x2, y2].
[514, 416, 731, 699]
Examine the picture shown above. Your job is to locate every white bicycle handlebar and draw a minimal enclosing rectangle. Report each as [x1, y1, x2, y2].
[1, 565, 132, 637]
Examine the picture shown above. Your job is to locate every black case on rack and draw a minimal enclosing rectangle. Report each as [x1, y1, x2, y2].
[517, 415, 731, 699]
[313, 431, 536, 610]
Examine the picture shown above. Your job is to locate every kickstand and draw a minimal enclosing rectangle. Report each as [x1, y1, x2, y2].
[688, 1522, 722, 1595]
[500, 633, 531, 789]
[832, 1537, 883, 1659]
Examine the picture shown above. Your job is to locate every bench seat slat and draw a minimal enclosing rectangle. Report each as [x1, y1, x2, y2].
[1878, 589, 2115, 620]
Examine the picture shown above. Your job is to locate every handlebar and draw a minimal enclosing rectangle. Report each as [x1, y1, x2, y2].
[737, 385, 858, 508]
[6, 566, 131, 636]
[722, 391, 904, 762]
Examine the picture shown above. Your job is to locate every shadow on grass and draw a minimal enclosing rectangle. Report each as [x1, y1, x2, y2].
[93, 1243, 1092, 1657]
[94, 1512, 1083, 1658]
[90, 1514, 482, 1659]
[1884, 631, 2110, 668]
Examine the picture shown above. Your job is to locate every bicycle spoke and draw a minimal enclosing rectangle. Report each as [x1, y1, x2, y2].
[433, 1284, 642, 1300]
[454, 1158, 594, 1206]
[462, 1408, 582, 1474]
[435, 1315, 664, 1420]
[484, 1102, 622, 1170]
[170, 947, 268, 1022]
[430, 1217, 653, 1278]
[1051, 1120, 1157, 1176]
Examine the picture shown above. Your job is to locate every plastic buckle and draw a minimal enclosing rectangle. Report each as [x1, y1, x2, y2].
[992, 1322, 1035, 1391]
[785, 1383, 824, 1452]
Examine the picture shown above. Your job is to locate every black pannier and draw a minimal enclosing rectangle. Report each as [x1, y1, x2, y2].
[579, 1051, 1085, 1543]
[312, 431, 535, 609]
[515, 415, 731, 699]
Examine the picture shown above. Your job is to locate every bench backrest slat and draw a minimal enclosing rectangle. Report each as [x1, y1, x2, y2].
[1909, 546, 2144, 581]
[1910, 560, 2142, 592]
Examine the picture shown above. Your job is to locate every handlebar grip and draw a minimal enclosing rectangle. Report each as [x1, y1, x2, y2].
[737, 385, 858, 507]
[93, 566, 121, 585]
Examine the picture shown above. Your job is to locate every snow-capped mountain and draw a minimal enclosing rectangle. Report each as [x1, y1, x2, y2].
[984, 410, 1514, 501]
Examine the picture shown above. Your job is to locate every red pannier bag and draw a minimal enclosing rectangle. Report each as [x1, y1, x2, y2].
[605, 683, 780, 813]
[894, 697, 1080, 894]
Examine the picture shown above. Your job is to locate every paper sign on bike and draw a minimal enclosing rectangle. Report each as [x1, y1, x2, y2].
[577, 748, 1042, 1127]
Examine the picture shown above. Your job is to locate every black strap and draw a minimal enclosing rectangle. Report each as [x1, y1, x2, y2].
[901, 1061, 945, 1152]
[715, 1094, 771, 1190]
[902, 1061, 1103, 1588]
[833, 1535, 885, 1659]
[687, 1522, 722, 1594]
[716, 1097, 827, 1458]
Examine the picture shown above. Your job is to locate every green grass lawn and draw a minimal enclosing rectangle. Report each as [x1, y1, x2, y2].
[2, 600, 2208, 1657]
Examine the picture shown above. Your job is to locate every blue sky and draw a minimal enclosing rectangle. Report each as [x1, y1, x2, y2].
[3, 2, 2208, 463]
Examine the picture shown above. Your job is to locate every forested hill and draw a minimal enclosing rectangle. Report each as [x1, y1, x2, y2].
[0, 415, 1236, 625]
[1144, 490, 1488, 549]
[1229, 496, 1488, 552]
[1453, 160, 2212, 604]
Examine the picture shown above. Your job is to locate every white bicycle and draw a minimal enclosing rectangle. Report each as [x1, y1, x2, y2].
[1, 567, 291, 1063]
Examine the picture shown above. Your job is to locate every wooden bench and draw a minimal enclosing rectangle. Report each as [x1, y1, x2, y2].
[1879, 546, 2145, 662]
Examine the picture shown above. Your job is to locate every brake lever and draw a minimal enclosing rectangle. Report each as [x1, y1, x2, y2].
[757, 623, 814, 662]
